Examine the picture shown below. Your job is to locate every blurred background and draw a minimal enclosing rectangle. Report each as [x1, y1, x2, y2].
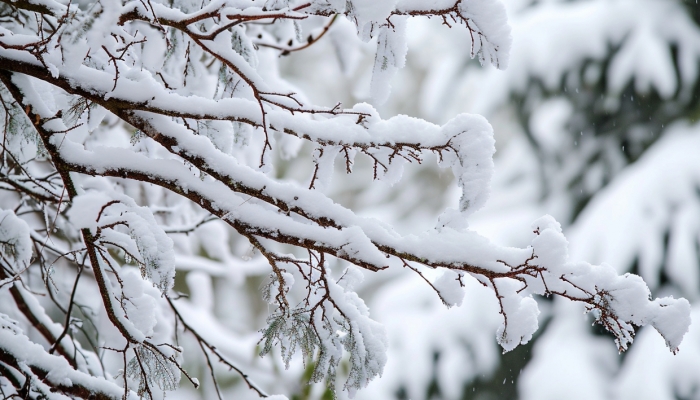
[169, 0, 700, 399]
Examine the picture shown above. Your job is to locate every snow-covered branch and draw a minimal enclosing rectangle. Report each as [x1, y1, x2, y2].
[0, 0, 691, 399]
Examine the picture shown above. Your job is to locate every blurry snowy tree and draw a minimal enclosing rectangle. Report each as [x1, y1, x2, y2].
[0, 0, 693, 399]
[350, 0, 700, 399]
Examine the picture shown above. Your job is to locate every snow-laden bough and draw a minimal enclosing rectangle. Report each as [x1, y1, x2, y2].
[0, 0, 689, 399]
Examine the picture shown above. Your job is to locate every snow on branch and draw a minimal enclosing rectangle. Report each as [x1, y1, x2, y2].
[0, 209, 32, 272]
[0, 0, 689, 399]
[0, 313, 133, 400]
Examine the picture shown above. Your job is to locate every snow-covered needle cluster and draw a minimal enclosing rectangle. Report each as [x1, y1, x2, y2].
[0, 0, 690, 399]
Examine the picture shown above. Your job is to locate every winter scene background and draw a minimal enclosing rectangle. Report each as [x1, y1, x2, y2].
[0, 0, 698, 399]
